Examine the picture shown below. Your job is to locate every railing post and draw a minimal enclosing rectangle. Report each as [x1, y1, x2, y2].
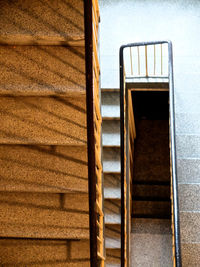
[168, 41, 182, 267]
[130, 47, 133, 76]
[145, 45, 148, 77]
[120, 45, 125, 267]
[137, 47, 140, 76]
[161, 43, 163, 75]
[154, 44, 156, 75]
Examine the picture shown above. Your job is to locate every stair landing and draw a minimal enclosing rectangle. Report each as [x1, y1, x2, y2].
[130, 218, 172, 267]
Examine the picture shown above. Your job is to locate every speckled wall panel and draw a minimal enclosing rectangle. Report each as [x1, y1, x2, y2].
[0, 46, 85, 95]
[0, 0, 84, 45]
[0, 96, 86, 145]
[0, 145, 88, 193]
[0, 239, 90, 266]
[0, 192, 89, 239]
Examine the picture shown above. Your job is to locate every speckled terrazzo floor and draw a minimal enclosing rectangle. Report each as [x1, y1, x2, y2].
[131, 218, 172, 267]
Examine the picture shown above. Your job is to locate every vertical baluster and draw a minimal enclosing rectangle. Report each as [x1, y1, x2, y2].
[161, 44, 163, 75]
[145, 45, 148, 77]
[154, 45, 156, 75]
[137, 46, 140, 76]
[130, 47, 133, 76]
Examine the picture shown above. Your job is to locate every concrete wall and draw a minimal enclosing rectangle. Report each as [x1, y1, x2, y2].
[99, 0, 200, 91]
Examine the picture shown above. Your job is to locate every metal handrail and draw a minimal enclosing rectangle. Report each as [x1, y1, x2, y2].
[84, 1, 105, 266]
[125, 42, 168, 78]
[84, 1, 98, 266]
[119, 41, 181, 267]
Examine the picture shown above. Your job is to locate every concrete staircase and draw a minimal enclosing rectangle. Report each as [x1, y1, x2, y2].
[102, 89, 121, 266]
[132, 90, 171, 220]
[0, 1, 91, 265]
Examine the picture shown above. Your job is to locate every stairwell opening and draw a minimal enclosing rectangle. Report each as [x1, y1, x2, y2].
[130, 85, 173, 265]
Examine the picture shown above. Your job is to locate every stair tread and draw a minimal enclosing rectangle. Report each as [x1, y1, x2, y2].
[105, 237, 120, 249]
[104, 188, 121, 199]
[0, 145, 88, 193]
[0, 0, 84, 45]
[0, 46, 85, 96]
[106, 248, 121, 266]
[101, 91, 120, 118]
[0, 192, 89, 239]
[0, 96, 86, 145]
[132, 184, 170, 200]
[102, 120, 120, 146]
[103, 147, 120, 173]
[101, 88, 120, 92]
[0, 239, 90, 266]
[131, 218, 172, 266]
[104, 173, 121, 188]
[105, 199, 121, 224]
[105, 225, 121, 249]
[131, 218, 171, 234]
[132, 200, 171, 219]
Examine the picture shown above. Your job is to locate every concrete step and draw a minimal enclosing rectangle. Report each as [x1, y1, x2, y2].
[131, 218, 172, 266]
[132, 200, 171, 219]
[106, 248, 121, 267]
[105, 224, 121, 249]
[0, 0, 84, 45]
[180, 211, 200, 243]
[104, 173, 121, 199]
[132, 184, 170, 201]
[104, 173, 121, 188]
[103, 147, 120, 173]
[133, 158, 170, 183]
[0, 96, 86, 145]
[0, 145, 88, 193]
[0, 192, 89, 239]
[136, 119, 169, 135]
[104, 187, 121, 200]
[133, 172, 170, 184]
[105, 199, 121, 224]
[0, 239, 90, 266]
[177, 158, 200, 184]
[181, 243, 200, 267]
[0, 46, 85, 96]
[176, 134, 200, 158]
[101, 88, 120, 93]
[102, 120, 120, 147]
[101, 91, 120, 119]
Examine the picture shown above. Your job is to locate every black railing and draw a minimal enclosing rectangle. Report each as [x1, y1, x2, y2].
[84, 1, 98, 266]
[84, 1, 105, 266]
[119, 41, 181, 267]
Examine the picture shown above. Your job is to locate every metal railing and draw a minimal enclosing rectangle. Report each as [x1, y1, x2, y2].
[84, 1, 105, 266]
[124, 42, 168, 79]
[119, 41, 181, 267]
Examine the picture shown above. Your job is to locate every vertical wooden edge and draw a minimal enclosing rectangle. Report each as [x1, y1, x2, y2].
[84, 1, 98, 266]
